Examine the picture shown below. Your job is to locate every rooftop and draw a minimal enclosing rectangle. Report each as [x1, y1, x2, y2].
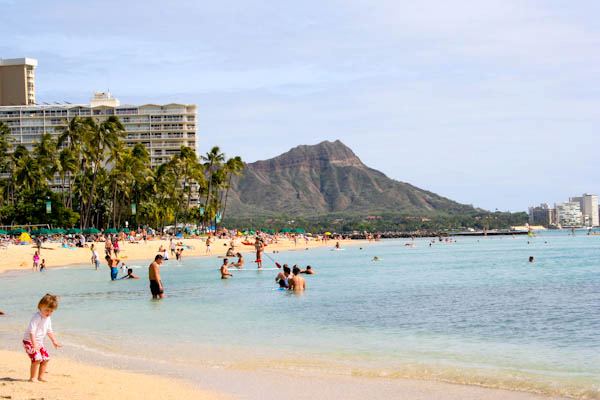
[0, 58, 38, 67]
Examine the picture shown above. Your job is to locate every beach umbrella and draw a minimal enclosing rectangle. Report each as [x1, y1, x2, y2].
[292, 228, 305, 234]
[67, 228, 82, 234]
[105, 228, 118, 234]
[51, 228, 66, 234]
[280, 228, 292, 233]
[0, 229, 8, 235]
[18, 232, 32, 242]
[84, 228, 101, 234]
[324, 232, 332, 235]
[9, 228, 25, 235]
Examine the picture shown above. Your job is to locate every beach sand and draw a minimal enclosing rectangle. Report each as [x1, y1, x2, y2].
[0, 236, 354, 274]
[0, 349, 228, 400]
[0, 348, 567, 400]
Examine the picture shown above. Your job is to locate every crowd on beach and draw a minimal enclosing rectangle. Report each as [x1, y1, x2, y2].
[1, 227, 350, 382]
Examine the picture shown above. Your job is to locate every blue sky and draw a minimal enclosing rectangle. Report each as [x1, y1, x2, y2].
[1, 0, 599, 211]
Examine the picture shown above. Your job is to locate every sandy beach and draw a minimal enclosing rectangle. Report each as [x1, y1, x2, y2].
[0, 236, 355, 275]
[0, 348, 567, 400]
[0, 349, 228, 400]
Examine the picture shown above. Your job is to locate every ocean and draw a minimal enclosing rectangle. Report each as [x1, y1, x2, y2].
[1, 232, 599, 399]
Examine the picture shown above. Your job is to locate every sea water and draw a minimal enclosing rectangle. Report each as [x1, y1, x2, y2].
[1, 232, 599, 398]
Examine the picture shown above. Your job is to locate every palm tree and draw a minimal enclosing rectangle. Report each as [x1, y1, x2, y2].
[201, 146, 224, 226]
[220, 156, 244, 224]
[81, 116, 125, 228]
[58, 148, 78, 208]
[0, 122, 13, 206]
[12, 145, 39, 194]
[33, 133, 58, 186]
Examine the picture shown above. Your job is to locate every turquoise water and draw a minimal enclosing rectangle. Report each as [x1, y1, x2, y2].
[1, 233, 599, 398]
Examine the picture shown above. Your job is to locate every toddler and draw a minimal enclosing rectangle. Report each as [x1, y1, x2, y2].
[23, 293, 62, 382]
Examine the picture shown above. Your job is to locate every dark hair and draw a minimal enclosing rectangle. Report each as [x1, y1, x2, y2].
[292, 266, 301, 275]
[236, 253, 242, 257]
[306, 265, 312, 269]
[283, 266, 291, 274]
[224, 258, 229, 263]
[127, 268, 133, 273]
[155, 254, 164, 261]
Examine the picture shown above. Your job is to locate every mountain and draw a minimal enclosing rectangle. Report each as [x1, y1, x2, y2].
[225, 140, 475, 217]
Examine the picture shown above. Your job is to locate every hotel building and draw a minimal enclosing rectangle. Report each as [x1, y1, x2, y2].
[555, 201, 583, 227]
[528, 203, 556, 227]
[569, 194, 599, 227]
[0, 58, 197, 167]
[0, 58, 37, 106]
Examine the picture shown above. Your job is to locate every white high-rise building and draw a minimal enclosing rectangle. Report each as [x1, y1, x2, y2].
[0, 92, 197, 167]
[555, 202, 583, 227]
[581, 194, 599, 227]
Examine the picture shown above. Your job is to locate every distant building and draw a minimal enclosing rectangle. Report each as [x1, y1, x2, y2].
[555, 201, 583, 227]
[528, 203, 555, 227]
[0, 91, 197, 168]
[0, 58, 37, 106]
[572, 194, 599, 227]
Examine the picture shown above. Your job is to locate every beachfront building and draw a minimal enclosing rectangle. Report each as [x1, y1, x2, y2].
[0, 92, 197, 167]
[555, 201, 583, 227]
[0, 58, 37, 106]
[528, 203, 556, 227]
[569, 194, 599, 227]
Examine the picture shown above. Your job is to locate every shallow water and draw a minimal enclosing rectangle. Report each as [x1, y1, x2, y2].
[1, 232, 599, 398]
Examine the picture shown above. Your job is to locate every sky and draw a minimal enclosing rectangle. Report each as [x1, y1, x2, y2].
[1, 0, 599, 211]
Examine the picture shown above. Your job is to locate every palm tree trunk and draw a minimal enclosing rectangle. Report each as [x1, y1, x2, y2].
[112, 182, 118, 228]
[221, 174, 233, 225]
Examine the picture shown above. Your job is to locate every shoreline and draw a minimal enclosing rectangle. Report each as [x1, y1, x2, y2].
[0, 347, 568, 400]
[0, 236, 362, 275]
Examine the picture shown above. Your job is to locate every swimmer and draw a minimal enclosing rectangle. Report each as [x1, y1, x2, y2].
[529, 256, 535, 263]
[372, 256, 380, 262]
[120, 268, 139, 279]
[335, 241, 340, 249]
[220, 258, 233, 279]
[301, 265, 315, 274]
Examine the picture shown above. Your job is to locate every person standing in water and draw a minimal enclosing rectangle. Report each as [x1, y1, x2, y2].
[149, 254, 165, 299]
[220, 258, 233, 279]
[275, 265, 292, 288]
[254, 238, 264, 269]
[233, 252, 244, 269]
[105, 255, 120, 281]
[288, 266, 306, 291]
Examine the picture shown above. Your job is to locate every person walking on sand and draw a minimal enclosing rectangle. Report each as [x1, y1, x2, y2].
[149, 254, 165, 299]
[288, 266, 306, 291]
[205, 236, 213, 254]
[104, 235, 113, 257]
[170, 238, 176, 256]
[32, 251, 40, 271]
[91, 245, 100, 270]
[22, 294, 62, 382]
